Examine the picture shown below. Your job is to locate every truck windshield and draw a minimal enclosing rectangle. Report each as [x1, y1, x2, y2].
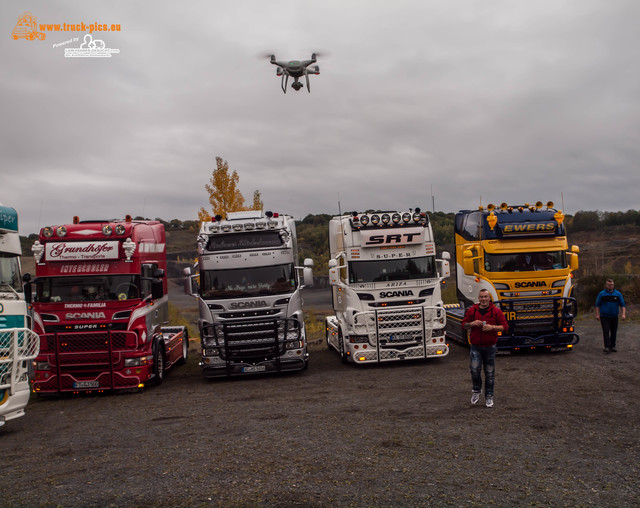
[348, 256, 436, 283]
[484, 251, 567, 272]
[34, 275, 141, 302]
[0, 254, 22, 291]
[201, 263, 295, 299]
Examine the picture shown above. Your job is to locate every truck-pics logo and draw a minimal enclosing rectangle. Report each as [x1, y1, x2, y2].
[65, 34, 120, 58]
[46, 241, 118, 261]
[12, 12, 46, 40]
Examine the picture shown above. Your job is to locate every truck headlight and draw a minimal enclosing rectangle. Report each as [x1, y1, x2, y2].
[285, 340, 304, 350]
[124, 355, 152, 367]
[203, 348, 220, 356]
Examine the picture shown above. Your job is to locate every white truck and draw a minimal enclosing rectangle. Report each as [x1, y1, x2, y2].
[184, 210, 313, 377]
[0, 205, 39, 427]
[325, 208, 450, 364]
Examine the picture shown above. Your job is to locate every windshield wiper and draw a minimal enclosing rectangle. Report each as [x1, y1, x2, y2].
[0, 283, 21, 299]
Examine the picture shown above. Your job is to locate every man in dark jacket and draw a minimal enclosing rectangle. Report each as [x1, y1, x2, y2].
[595, 278, 626, 353]
[462, 289, 509, 408]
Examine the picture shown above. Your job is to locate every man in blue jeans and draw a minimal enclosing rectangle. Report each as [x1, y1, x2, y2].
[462, 289, 509, 408]
[595, 278, 626, 353]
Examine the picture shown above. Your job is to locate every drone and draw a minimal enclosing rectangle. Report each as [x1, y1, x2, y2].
[268, 53, 320, 93]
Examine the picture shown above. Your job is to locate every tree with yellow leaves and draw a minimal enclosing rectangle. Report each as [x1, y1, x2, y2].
[198, 157, 262, 222]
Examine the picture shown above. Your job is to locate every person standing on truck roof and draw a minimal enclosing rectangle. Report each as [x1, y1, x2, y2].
[595, 278, 626, 353]
[462, 289, 509, 408]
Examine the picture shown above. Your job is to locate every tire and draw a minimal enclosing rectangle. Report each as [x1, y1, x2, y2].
[177, 328, 189, 365]
[153, 342, 165, 386]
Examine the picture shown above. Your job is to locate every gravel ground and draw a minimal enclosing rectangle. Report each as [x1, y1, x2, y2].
[3, 318, 639, 507]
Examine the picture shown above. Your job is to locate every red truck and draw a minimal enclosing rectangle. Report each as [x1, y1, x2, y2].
[29, 216, 188, 394]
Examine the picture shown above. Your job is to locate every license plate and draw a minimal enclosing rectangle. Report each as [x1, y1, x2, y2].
[242, 365, 266, 373]
[73, 381, 99, 389]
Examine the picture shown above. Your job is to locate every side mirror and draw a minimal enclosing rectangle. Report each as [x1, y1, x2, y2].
[462, 249, 474, 276]
[23, 273, 32, 303]
[303, 258, 314, 287]
[569, 246, 579, 271]
[151, 279, 164, 299]
[328, 259, 339, 286]
[438, 254, 451, 278]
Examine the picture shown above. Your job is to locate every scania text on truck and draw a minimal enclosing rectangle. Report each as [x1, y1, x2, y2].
[29, 216, 188, 394]
[0, 205, 39, 427]
[184, 210, 313, 377]
[325, 208, 450, 364]
[445, 201, 579, 352]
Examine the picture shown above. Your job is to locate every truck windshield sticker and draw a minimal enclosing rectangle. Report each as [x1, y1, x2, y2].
[360, 227, 424, 247]
[206, 232, 283, 252]
[46, 241, 119, 261]
[0, 206, 18, 233]
[500, 221, 557, 236]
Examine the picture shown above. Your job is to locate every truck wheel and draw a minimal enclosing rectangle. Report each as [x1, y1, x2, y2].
[177, 328, 189, 365]
[153, 343, 165, 385]
[338, 331, 348, 364]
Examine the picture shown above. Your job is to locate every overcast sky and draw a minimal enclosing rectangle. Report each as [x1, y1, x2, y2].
[2, 0, 639, 235]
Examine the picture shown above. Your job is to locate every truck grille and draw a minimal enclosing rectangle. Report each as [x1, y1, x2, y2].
[202, 318, 300, 362]
[353, 306, 445, 347]
[34, 330, 141, 393]
[38, 331, 138, 370]
[0, 329, 40, 389]
[496, 297, 577, 341]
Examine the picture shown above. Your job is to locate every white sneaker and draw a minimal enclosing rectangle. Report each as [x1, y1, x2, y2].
[471, 391, 481, 405]
[485, 396, 494, 408]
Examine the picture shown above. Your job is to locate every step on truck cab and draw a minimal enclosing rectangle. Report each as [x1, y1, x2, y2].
[0, 205, 40, 427]
[29, 216, 188, 394]
[184, 210, 313, 377]
[325, 208, 451, 364]
[445, 201, 580, 352]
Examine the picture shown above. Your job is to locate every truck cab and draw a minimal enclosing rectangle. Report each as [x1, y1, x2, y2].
[325, 208, 450, 364]
[185, 210, 313, 377]
[0, 205, 40, 427]
[446, 201, 579, 351]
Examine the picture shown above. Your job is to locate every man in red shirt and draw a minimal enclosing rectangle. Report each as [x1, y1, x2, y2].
[461, 289, 509, 408]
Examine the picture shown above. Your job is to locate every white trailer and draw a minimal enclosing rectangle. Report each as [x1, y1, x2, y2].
[325, 208, 450, 364]
[185, 210, 313, 377]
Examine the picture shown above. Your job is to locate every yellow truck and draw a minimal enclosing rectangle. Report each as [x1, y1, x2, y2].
[445, 201, 579, 352]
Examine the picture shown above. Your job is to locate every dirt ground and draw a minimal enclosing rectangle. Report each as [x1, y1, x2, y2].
[3, 310, 639, 507]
